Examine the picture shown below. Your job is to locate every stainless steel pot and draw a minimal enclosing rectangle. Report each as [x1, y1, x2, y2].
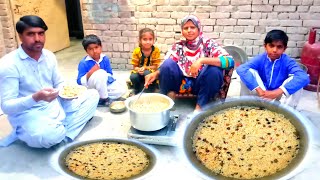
[182, 97, 313, 180]
[125, 93, 174, 131]
[54, 138, 159, 180]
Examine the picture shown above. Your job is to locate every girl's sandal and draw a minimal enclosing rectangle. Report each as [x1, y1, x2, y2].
[128, 92, 135, 97]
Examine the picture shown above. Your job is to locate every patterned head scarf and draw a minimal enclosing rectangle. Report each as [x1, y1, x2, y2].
[180, 15, 203, 50]
[165, 14, 228, 77]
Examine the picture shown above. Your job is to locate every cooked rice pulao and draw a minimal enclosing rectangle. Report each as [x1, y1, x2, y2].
[193, 106, 300, 179]
[61, 85, 86, 98]
[130, 97, 169, 113]
[65, 142, 150, 180]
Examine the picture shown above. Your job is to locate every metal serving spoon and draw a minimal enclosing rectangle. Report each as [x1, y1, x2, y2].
[135, 86, 146, 104]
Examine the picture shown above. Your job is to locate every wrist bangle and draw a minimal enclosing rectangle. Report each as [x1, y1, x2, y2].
[227, 57, 234, 68]
[219, 56, 226, 68]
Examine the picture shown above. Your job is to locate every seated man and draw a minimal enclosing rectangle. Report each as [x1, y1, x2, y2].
[0, 15, 99, 148]
[236, 29, 310, 107]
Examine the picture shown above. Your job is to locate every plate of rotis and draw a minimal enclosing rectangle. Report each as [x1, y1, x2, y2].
[59, 84, 87, 99]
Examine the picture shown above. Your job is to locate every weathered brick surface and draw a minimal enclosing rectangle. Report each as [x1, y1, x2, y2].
[259, 19, 281, 26]
[223, 26, 233, 32]
[210, 0, 230, 6]
[244, 26, 255, 32]
[2, 0, 317, 66]
[170, 12, 190, 19]
[214, 26, 224, 32]
[231, 12, 251, 19]
[164, 25, 174, 31]
[265, 26, 286, 33]
[138, 18, 157, 24]
[234, 26, 244, 32]
[216, 19, 237, 25]
[0, 0, 320, 64]
[201, 19, 216, 25]
[234, 39, 244, 45]
[310, 6, 320, 12]
[280, 20, 302, 27]
[136, 5, 155, 12]
[217, 6, 236, 12]
[251, 12, 262, 19]
[85, 30, 102, 36]
[237, 5, 252, 12]
[302, 0, 314, 6]
[252, 0, 269, 4]
[171, 6, 195, 12]
[0, 20, 5, 58]
[134, 12, 152, 18]
[280, 0, 291, 5]
[145, 24, 156, 30]
[269, 0, 279, 5]
[303, 20, 319, 26]
[152, 12, 171, 18]
[273, 5, 296, 12]
[315, 0, 320, 5]
[287, 27, 308, 34]
[195, 6, 216, 13]
[238, 19, 259, 26]
[0, 0, 16, 58]
[231, 0, 252, 5]
[189, 0, 210, 6]
[252, 5, 273, 12]
[297, 6, 309, 12]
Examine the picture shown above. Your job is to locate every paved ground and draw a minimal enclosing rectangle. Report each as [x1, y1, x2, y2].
[1, 40, 320, 179]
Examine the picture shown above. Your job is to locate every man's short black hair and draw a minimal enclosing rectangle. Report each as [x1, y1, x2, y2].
[82, 34, 102, 50]
[264, 29, 288, 47]
[16, 15, 48, 34]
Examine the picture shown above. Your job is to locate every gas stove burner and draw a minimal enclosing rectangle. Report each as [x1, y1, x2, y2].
[127, 115, 180, 146]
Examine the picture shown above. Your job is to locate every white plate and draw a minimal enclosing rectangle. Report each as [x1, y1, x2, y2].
[59, 85, 87, 99]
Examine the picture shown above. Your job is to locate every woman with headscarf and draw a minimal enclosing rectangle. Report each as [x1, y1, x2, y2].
[145, 15, 234, 111]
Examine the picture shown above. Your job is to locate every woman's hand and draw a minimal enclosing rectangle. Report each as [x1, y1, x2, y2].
[189, 59, 202, 78]
[144, 71, 159, 88]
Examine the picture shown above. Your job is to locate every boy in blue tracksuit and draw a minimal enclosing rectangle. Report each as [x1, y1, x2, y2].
[77, 34, 126, 106]
[236, 29, 310, 107]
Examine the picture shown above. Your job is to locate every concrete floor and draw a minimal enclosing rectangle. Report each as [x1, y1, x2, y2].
[0, 40, 320, 179]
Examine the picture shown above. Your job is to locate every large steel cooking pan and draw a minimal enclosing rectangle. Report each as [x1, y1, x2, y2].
[182, 97, 314, 180]
[52, 138, 159, 180]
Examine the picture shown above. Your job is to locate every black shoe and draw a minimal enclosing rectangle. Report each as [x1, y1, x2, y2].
[105, 98, 113, 107]
[116, 97, 126, 101]
[98, 99, 106, 107]
[98, 98, 112, 107]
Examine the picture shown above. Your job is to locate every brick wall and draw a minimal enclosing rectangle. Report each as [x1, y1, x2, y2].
[1, 1, 319, 67]
[81, 0, 320, 70]
[0, 19, 4, 57]
[0, 0, 17, 58]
